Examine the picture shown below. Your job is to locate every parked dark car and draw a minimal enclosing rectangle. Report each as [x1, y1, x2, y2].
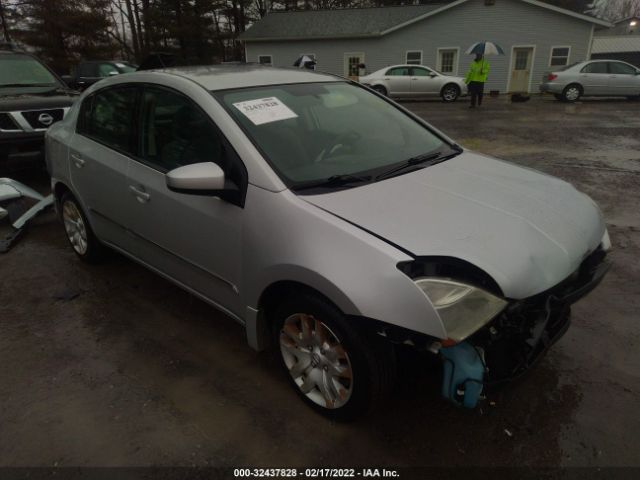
[0, 43, 77, 171]
[62, 60, 137, 90]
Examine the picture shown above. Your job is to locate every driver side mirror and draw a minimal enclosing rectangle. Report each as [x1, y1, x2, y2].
[108, 71, 119, 76]
[166, 162, 228, 195]
[429, 72, 437, 77]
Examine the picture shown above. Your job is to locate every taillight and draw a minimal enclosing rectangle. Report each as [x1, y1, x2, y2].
[547, 73, 558, 81]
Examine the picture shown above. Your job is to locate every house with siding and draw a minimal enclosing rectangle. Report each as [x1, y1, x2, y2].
[239, 0, 611, 94]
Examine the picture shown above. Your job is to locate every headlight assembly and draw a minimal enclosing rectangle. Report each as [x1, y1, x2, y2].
[415, 278, 508, 343]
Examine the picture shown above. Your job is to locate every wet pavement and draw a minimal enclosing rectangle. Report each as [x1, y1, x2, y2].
[1, 95, 639, 468]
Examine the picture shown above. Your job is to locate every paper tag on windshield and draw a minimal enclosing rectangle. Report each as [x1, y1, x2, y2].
[233, 97, 297, 126]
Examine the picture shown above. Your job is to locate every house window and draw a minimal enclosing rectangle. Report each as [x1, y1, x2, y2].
[258, 55, 272, 66]
[437, 48, 458, 74]
[405, 51, 422, 65]
[550, 47, 570, 67]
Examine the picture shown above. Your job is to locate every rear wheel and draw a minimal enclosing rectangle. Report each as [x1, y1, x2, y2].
[273, 293, 395, 421]
[562, 84, 582, 102]
[371, 85, 387, 96]
[441, 84, 460, 102]
[60, 192, 104, 263]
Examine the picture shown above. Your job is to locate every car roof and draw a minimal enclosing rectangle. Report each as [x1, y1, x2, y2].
[143, 64, 342, 91]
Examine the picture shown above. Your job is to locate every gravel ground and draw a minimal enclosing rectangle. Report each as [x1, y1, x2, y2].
[1, 94, 639, 470]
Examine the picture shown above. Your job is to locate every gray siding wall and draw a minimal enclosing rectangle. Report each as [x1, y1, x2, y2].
[245, 0, 594, 93]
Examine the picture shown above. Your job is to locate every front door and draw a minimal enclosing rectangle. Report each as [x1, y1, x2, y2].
[410, 66, 441, 96]
[510, 47, 534, 93]
[383, 66, 411, 97]
[121, 86, 245, 317]
[344, 53, 364, 81]
[68, 84, 138, 250]
[607, 61, 640, 95]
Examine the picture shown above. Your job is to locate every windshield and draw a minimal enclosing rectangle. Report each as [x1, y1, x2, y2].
[0, 54, 58, 87]
[216, 82, 446, 186]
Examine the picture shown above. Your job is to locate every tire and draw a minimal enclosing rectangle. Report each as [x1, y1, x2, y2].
[562, 84, 582, 102]
[441, 83, 460, 102]
[371, 85, 387, 96]
[272, 292, 395, 421]
[59, 192, 104, 263]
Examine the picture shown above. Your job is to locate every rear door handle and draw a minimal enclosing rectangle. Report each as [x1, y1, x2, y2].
[71, 153, 85, 168]
[129, 185, 151, 203]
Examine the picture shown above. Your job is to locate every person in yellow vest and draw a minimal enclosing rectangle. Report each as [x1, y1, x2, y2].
[465, 53, 490, 108]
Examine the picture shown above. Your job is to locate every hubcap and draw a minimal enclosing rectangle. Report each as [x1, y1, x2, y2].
[444, 87, 457, 101]
[279, 313, 353, 409]
[62, 200, 88, 255]
[566, 87, 580, 101]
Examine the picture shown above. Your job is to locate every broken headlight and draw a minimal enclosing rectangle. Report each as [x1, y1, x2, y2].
[415, 278, 508, 343]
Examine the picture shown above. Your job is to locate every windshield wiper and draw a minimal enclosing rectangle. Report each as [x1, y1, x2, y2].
[292, 174, 372, 191]
[374, 147, 462, 182]
[0, 83, 58, 88]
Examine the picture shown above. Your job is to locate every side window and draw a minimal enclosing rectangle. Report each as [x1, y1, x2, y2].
[609, 62, 636, 75]
[411, 67, 433, 77]
[386, 67, 410, 76]
[78, 63, 97, 77]
[581, 62, 608, 74]
[140, 87, 223, 172]
[98, 63, 118, 77]
[76, 95, 93, 135]
[83, 86, 138, 154]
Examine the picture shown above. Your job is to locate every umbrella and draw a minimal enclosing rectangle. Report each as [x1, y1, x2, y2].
[293, 55, 316, 69]
[465, 41, 505, 56]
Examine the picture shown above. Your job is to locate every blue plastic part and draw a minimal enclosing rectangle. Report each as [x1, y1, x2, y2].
[441, 342, 485, 408]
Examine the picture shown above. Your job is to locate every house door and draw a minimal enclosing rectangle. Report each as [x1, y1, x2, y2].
[344, 53, 365, 80]
[510, 47, 534, 92]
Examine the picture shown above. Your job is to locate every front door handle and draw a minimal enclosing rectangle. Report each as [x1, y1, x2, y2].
[71, 153, 85, 168]
[129, 185, 151, 203]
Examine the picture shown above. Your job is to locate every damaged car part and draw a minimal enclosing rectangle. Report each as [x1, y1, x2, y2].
[0, 178, 53, 252]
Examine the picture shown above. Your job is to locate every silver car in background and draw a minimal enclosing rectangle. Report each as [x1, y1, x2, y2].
[359, 64, 467, 102]
[540, 59, 640, 102]
[47, 65, 609, 420]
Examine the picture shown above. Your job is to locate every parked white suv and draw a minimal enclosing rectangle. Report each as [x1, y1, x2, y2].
[47, 65, 610, 420]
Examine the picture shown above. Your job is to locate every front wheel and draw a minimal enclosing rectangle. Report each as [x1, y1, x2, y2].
[441, 84, 460, 102]
[273, 293, 395, 421]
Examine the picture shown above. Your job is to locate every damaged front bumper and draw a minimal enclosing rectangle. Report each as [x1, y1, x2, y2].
[441, 246, 610, 407]
[0, 178, 54, 252]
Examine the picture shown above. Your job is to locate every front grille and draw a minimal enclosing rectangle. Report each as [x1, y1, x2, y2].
[21, 109, 64, 129]
[0, 112, 20, 131]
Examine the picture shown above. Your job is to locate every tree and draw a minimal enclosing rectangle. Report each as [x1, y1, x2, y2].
[586, 0, 640, 20]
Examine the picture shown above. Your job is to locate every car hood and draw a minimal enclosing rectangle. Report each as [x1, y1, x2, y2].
[302, 152, 606, 299]
[0, 91, 77, 111]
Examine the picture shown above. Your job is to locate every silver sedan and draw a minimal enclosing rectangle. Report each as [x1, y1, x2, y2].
[540, 59, 640, 102]
[47, 65, 609, 420]
[359, 64, 467, 102]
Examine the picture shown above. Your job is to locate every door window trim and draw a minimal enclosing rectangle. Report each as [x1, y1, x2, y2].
[580, 61, 609, 74]
[134, 83, 249, 207]
[76, 83, 142, 159]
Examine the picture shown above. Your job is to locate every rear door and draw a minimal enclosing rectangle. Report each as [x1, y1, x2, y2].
[384, 66, 411, 97]
[607, 61, 640, 96]
[579, 62, 609, 95]
[410, 66, 441, 96]
[68, 84, 139, 250]
[119, 85, 246, 316]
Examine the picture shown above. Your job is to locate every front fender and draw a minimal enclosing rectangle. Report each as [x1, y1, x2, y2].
[241, 186, 447, 348]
